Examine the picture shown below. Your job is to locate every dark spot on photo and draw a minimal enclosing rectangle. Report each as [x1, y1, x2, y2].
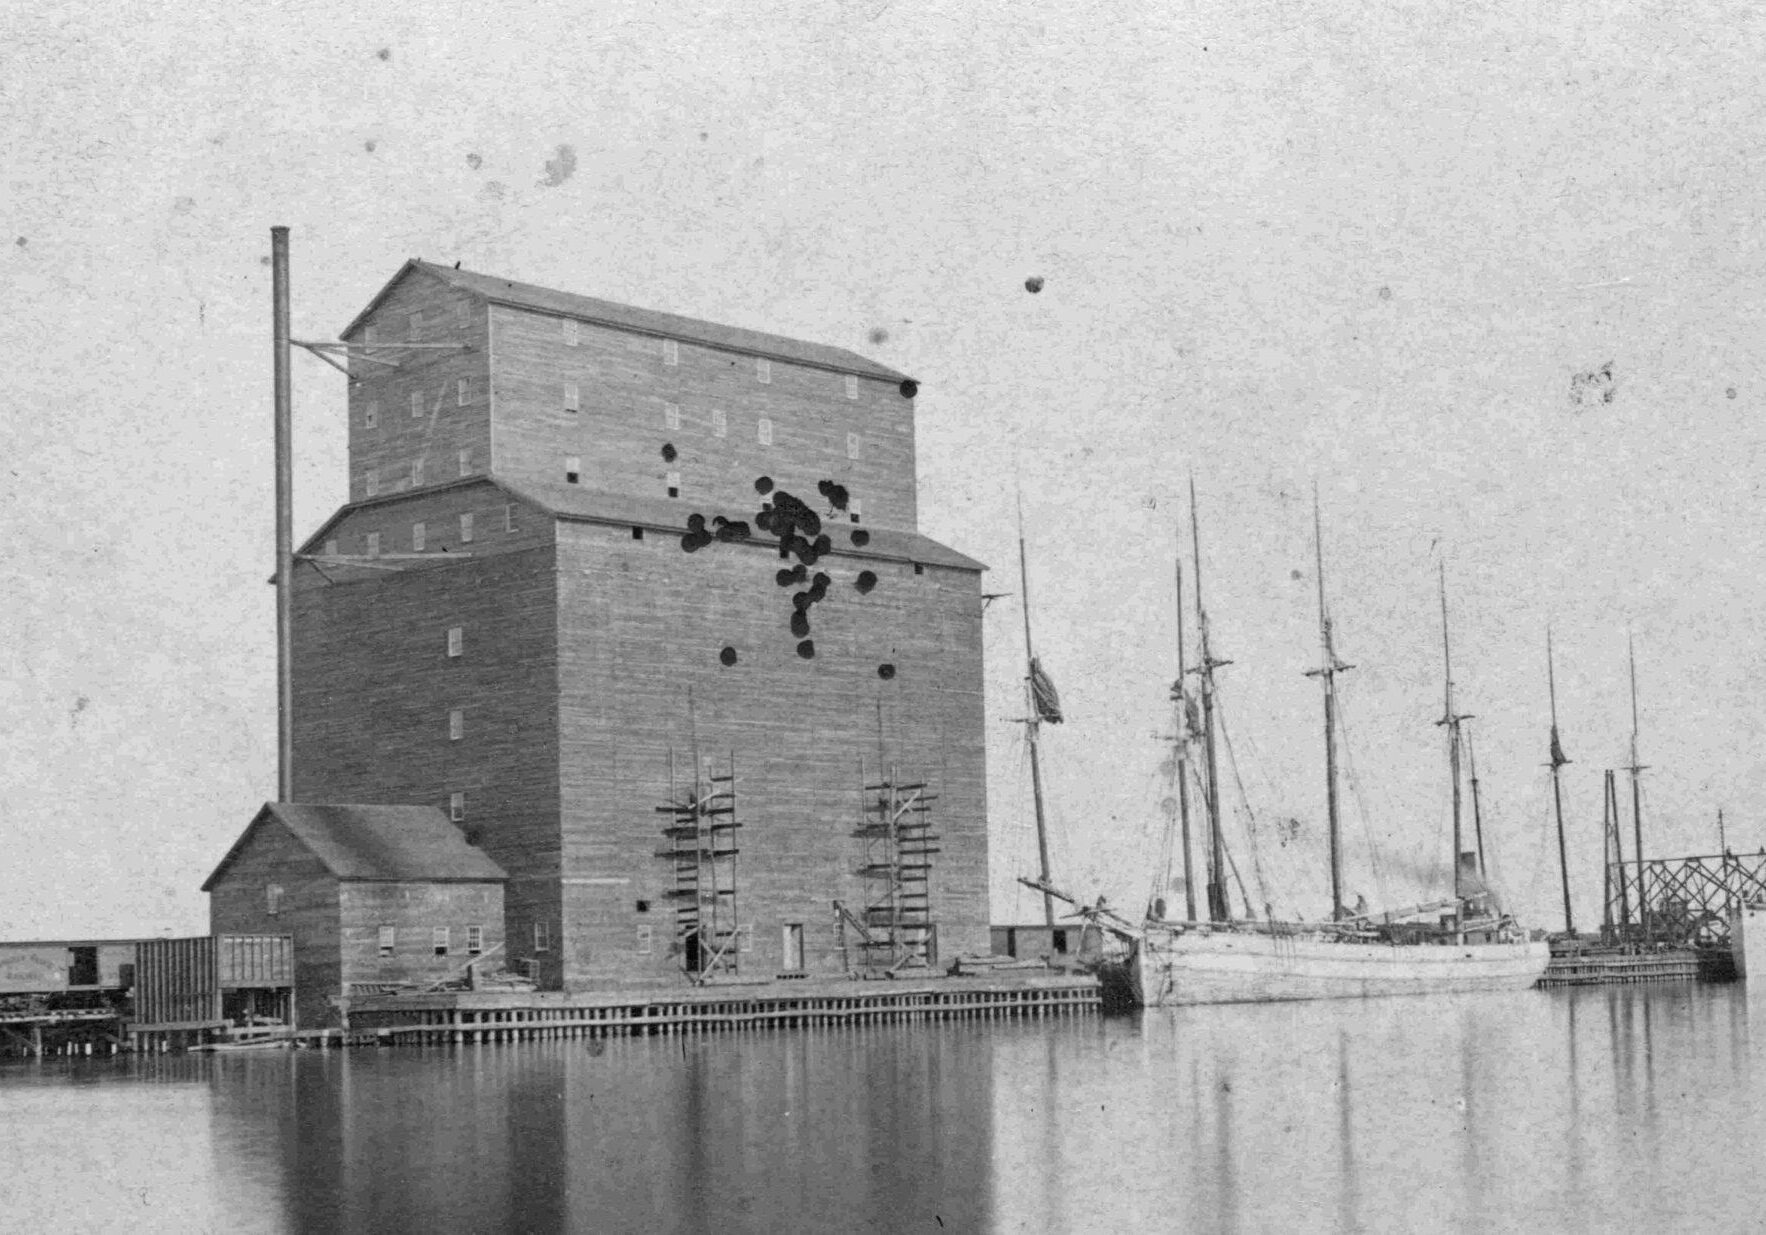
[14, 237, 25, 247]
[755, 476, 774, 495]
[466, 153, 483, 170]
[878, 663, 896, 680]
[817, 480, 850, 511]
[1569, 362, 1616, 409]
[1025, 275, 1044, 293]
[796, 640, 816, 659]
[851, 529, 871, 547]
[1728, 387, 1738, 399]
[661, 443, 677, 462]
[687, 513, 707, 533]
[364, 139, 378, 153]
[869, 327, 889, 345]
[377, 47, 392, 61]
[541, 144, 578, 187]
[899, 380, 918, 399]
[855, 570, 878, 594]
[1378, 286, 1392, 301]
[776, 566, 806, 587]
[790, 610, 811, 638]
[719, 646, 738, 666]
[714, 520, 750, 543]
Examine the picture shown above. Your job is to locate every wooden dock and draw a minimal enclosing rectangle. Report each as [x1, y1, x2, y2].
[1537, 946, 1710, 987]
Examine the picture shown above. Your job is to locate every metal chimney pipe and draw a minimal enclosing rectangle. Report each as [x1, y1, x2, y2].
[271, 226, 294, 801]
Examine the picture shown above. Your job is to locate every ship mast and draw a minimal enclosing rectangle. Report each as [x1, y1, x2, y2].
[1191, 479, 1231, 923]
[1436, 566, 1472, 903]
[1173, 554, 1198, 923]
[1627, 634, 1650, 943]
[1546, 629, 1575, 934]
[1466, 728, 1488, 879]
[1304, 490, 1352, 919]
[1017, 503, 1057, 930]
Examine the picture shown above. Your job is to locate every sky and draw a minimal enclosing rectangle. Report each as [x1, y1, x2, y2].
[5, 0, 1766, 939]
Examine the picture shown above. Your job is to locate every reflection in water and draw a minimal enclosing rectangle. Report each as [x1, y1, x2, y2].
[10, 985, 1766, 1231]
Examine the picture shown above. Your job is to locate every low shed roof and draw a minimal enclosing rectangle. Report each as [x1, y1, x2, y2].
[202, 803, 507, 891]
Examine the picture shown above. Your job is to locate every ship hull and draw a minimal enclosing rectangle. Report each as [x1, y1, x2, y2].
[1130, 929, 1551, 1007]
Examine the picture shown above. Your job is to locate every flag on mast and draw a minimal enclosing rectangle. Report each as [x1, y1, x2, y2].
[1029, 657, 1065, 724]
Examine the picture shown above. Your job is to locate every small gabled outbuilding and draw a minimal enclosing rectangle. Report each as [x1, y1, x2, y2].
[203, 802, 507, 1028]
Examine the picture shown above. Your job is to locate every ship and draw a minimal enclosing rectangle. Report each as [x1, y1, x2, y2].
[1123, 486, 1548, 1007]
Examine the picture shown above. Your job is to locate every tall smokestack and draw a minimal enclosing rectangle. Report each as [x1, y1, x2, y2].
[271, 226, 294, 801]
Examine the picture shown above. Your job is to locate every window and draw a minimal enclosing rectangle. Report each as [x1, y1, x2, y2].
[563, 318, 580, 346]
[913, 562, 924, 575]
[449, 708, 463, 741]
[365, 324, 379, 346]
[847, 432, 861, 460]
[711, 408, 727, 438]
[365, 400, 379, 429]
[323, 538, 339, 558]
[412, 457, 425, 487]
[364, 469, 379, 497]
[266, 884, 283, 916]
[662, 339, 678, 366]
[455, 302, 470, 328]
[412, 521, 426, 551]
[504, 504, 518, 533]
[565, 456, 581, 484]
[564, 382, 580, 413]
[459, 512, 475, 544]
[631, 526, 644, 540]
[467, 925, 483, 956]
[666, 471, 681, 498]
[850, 499, 862, 523]
[845, 374, 859, 400]
[366, 531, 381, 557]
[664, 402, 681, 430]
[756, 358, 771, 384]
[433, 927, 450, 958]
[449, 791, 465, 821]
[457, 378, 471, 407]
[457, 449, 471, 477]
[409, 312, 423, 341]
[636, 924, 654, 955]
[783, 923, 804, 971]
[447, 626, 463, 657]
[534, 921, 550, 953]
[378, 925, 396, 957]
[758, 418, 773, 446]
[411, 390, 424, 419]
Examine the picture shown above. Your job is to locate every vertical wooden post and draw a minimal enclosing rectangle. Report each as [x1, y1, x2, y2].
[271, 226, 295, 802]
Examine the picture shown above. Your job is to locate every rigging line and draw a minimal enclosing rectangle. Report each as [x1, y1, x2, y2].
[1332, 693, 1390, 908]
[1214, 707, 1278, 918]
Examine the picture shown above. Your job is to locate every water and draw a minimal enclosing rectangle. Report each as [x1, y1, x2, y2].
[3, 983, 1764, 1233]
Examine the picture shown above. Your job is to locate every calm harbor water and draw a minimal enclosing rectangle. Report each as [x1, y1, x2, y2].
[3, 982, 1765, 1233]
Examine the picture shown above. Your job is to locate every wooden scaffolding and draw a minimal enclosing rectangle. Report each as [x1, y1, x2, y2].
[657, 753, 742, 982]
[839, 763, 940, 975]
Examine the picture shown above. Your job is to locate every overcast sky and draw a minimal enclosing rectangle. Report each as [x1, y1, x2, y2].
[6, 1, 1766, 938]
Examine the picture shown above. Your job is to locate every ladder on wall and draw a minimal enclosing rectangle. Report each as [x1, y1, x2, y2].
[849, 762, 940, 975]
[657, 752, 742, 982]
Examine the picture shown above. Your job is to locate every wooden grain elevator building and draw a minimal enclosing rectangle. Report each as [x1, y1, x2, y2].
[288, 261, 989, 991]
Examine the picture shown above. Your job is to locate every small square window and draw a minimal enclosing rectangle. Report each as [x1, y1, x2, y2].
[913, 562, 924, 576]
[666, 470, 681, 498]
[457, 378, 471, 407]
[412, 521, 427, 552]
[433, 927, 450, 957]
[758, 418, 773, 446]
[364, 325, 379, 346]
[504, 504, 518, 533]
[756, 358, 771, 384]
[455, 302, 470, 328]
[459, 512, 474, 544]
[366, 531, 381, 557]
[662, 339, 679, 366]
[364, 469, 379, 497]
[845, 375, 859, 400]
[566, 456, 581, 484]
[412, 458, 425, 487]
[449, 791, 465, 821]
[846, 432, 861, 460]
[457, 449, 471, 477]
[534, 921, 551, 953]
[447, 626, 463, 657]
[449, 708, 464, 741]
[711, 408, 727, 438]
[378, 925, 396, 957]
[631, 526, 644, 540]
[365, 400, 379, 429]
[563, 318, 580, 346]
[636, 924, 653, 955]
[409, 312, 423, 341]
[467, 925, 484, 955]
[565, 382, 580, 413]
[411, 390, 424, 419]
[266, 884, 283, 916]
[323, 538, 339, 558]
[664, 402, 681, 430]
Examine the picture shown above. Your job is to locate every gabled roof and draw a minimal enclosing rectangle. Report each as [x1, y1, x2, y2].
[202, 803, 507, 891]
[340, 259, 911, 384]
[297, 476, 987, 573]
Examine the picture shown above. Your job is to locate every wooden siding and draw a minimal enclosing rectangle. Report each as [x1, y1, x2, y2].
[345, 268, 492, 504]
[0, 941, 139, 994]
[554, 520, 987, 987]
[207, 815, 340, 1029]
[291, 533, 561, 989]
[300, 480, 552, 565]
[489, 306, 919, 530]
[339, 881, 505, 989]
